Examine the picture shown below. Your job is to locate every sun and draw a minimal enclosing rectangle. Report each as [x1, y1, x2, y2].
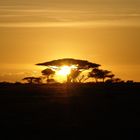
[55, 65, 77, 82]
[57, 66, 71, 76]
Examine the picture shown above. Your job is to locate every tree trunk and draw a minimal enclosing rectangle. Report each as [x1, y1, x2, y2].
[95, 78, 98, 83]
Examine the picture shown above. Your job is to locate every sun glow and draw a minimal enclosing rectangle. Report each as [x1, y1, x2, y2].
[57, 66, 71, 76]
[55, 65, 78, 82]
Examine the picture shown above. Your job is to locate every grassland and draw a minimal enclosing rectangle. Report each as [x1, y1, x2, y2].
[0, 83, 140, 139]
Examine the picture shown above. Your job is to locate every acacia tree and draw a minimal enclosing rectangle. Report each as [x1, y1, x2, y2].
[113, 78, 122, 83]
[68, 68, 82, 83]
[41, 68, 55, 83]
[89, 68, 114, 83]
[88, 68, 100, 82]
[33, 77, 42, 84]
[36, 58, 100, 69]
[36, 58, 100, 83]
[22, 77, 42, 84]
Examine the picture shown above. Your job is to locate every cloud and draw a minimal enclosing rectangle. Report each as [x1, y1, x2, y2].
[0, 20, 140, 28]
[0, 6, 140, 27]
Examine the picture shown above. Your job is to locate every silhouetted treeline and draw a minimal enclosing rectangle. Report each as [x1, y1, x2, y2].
[35, 58, 128, 84]
[0, 81, 138, 87]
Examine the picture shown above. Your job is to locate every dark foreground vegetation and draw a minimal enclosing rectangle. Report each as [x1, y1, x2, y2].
[0, 82, 140, 139]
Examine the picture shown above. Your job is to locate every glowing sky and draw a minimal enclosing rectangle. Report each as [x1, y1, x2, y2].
[0, 0, 140, 82]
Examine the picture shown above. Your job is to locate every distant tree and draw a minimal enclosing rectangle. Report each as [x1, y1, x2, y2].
[113, 78, 122, 83]
[89, 68, 100, 82]
[126, 80, 134, 84]
[22, 77, 42, 84]
[107, 74, 115, 80]
[102, 71, 115, 82]
[41, 68, 55, 83]
[105, 79, 114, 83]
[89, 68, 114, 83]
[33, 77, 42, 84]
[47, 79, 56, 83]
[22, 77, 35, 84]
[14, 81, 22, 85]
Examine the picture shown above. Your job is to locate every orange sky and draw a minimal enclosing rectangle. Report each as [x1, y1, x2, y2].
[0, 0, 140, 82]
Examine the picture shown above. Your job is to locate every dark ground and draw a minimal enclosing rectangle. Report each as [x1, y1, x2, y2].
[0, 83, 140, 139]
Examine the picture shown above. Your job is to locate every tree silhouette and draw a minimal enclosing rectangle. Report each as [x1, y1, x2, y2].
[68, 68, 82, 83]
[107, 74, 115, 80]
[89, 69, 114, 83]
[36, 58, 122, 83]
[36, 58, 100, 69]
[22, 77, 42, 84]
[41, 68, 55, 83]
[37, 58, 100, 83]
[33, 77, 42, 84]
[89, 68, 99, 82]
[113, 78, 122, 83]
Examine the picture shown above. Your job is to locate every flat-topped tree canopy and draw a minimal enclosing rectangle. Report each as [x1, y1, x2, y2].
[36, 58, 100, 69]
